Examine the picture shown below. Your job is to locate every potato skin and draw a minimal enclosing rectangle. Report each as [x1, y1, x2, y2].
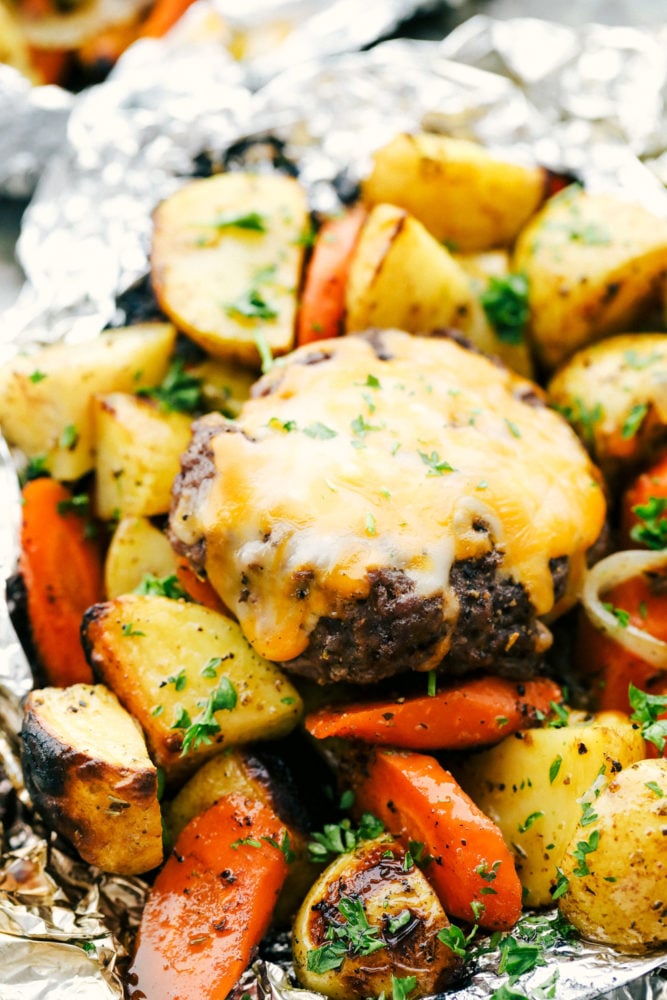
[559, 758, 667, 953]
[292, 837, 459, 1000]
[455, 711, 645, 907]
[21, 684, 163, 875]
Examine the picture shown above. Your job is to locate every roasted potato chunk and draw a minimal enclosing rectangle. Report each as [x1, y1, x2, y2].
[104, 516, 179, 598]
[186, 357, 255, 418]
[152, 172, 309, 366]
[21, 684, 163, 875]
[559, 758, 667, 953]
[362, 132, 545, 251]
[93, 392, 193, 520]
[548, 333, 667, 478]
[81, 594, 303, 783]
[0, 323, 175, 481]
[514, 186, 667, 369]
[292, 837, 459, 1000]
[455, 710, 645, 907]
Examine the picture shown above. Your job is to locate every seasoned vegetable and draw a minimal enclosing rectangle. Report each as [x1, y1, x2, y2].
[93, 392, 193, 519]
[21, 684, 163, 875]
[20, 478, 103, 686]
[558, 758, 667, 953]
[515, 188, 667, 369]
[0, 323, 175, 481]
[151, 172, 309, 366]
[128, 794, 289, 1000]
[456, 710, 646, 907]
[348, 748, 522, 930]
[104, 515, 178, 598]
[305, 676, 562, 750]
[292, 836, 459, 1000]
[81, 594, 303, 782]
[362, 132, 545, 251]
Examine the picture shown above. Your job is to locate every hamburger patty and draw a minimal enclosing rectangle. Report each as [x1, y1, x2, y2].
[170, 330, 605, 684]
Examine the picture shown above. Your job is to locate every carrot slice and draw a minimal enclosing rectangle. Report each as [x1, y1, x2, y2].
[620, 450, 667, 548]
[175, 556, 229, 614]
[306, 676, 562, 750]
[19, 478, 102, 686]
[350, 749, 521, 931]
[136, 0, 198, 38]
[296, 204, 366, 346]
[127, 793, 289, 1000]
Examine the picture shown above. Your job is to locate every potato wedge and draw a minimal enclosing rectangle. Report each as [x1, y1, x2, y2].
[514, 186, 667, 369]
[93, 392, 193, 520]
[104, 516, 179, 598]
[345, 203, 526, 369]
[21, 684, 162, 875]
[0, 323, 175, 481]
[292, 836, 458, 1000]
[547, 333, 667, 478]
[362, 132, 545, 252]
[81, 594, 303, 783]
[152, 172, 308, 366]
[559, 758, 667, 953]
[455, 710, 645, 907]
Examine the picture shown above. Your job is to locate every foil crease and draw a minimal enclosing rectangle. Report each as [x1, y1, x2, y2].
[2, 8, 667, 1000]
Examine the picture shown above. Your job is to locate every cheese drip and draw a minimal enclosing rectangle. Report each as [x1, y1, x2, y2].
[188, 331, 606, 662]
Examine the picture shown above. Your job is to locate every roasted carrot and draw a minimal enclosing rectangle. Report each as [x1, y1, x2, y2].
[28, 47, 69, 86]
[349, 749, 522, 931]
[306, 676, 562, 750]
[296, 204, 366, 346]
[175, 555, 229, 614]
[576, 574, 667, 713]
[127, 793, 289, 1000]
[19, 478, 102, 686]
[135, 0, 198, 39]
[620, 450, 667, 548]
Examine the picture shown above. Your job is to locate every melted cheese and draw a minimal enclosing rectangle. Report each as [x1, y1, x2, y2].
[179, 331, 606, 663]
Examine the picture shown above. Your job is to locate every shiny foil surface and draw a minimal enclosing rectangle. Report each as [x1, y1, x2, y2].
[1, 5, 667, 999]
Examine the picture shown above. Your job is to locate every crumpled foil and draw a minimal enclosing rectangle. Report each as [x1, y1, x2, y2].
[2, 7, 667, 1000]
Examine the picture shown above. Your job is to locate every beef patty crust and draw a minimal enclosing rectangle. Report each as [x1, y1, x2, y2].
[170, 330, 605, 684]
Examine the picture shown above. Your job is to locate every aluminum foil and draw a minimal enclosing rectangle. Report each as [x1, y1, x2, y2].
[3, 8, 667, 1000]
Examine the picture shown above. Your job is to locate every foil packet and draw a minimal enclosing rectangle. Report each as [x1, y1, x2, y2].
[2, 8, 667, 1000]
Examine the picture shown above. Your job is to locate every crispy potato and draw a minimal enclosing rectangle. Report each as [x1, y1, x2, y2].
[21, 684, 162, 875]
[559, 758, 667, 953]
[455, 710, 645, 907]
[362, 132, 545, 252]
[93, 392, 193, 520]
[164, 748, 315, 925]
[345, 203, 529, 372]
[104, 516, 178, 598]
[514, 186, 667, 369]
[152, 172, 308, 366]
[0, 323, 175, 482]
[292, 836, 458, 1000]
[81, 594, 303, 783]
[547, 333, 667, 478]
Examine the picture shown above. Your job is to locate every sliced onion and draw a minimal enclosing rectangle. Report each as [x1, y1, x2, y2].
[582, 549, 667, 671]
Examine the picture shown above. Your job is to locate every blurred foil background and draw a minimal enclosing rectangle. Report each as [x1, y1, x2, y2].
[1, 0, 667, 997]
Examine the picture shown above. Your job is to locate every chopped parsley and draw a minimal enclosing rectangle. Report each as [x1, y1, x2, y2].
[365, 373, 381, 389]
[645, 781, 664, 798]
[437, 921, 479, 960]
[601, 602, 630, 628]
[505, 419, 522, 439]
[418, 450, 455, 476]
[231, 836, 262, 850]
[121, 622, 145, 637]
[308, 813, 384, 863]
[628, 683, 667, 754]
[205, 210, 267, 233]
[621, 402, 648, 440]
[518, 812, 543, 834]
[180, 677, 238, 756]
[306, 895, 386, 973]
[56, 492, 90, 517]
[225, 288, 277, 321]
[262, 830, 296, 864]
[163, 669, 187, 692]
[135, 574, 189, 600]
[365, 512, 376, 536]
[200, 656, 222, 678]
[630, 496, 667, 549]
[498, 935, 545, 981]
[303, 421, 337, 440]
[479, 273, 530, 345]
[553, 397, 603, 447]
[59, 424, 79, 450]
[549, 755, 562, 784]
[138, 358, 203, 413]
[427, 670, 437, 697]
[28, 369, 47, 383]
[20, 454, 49, 484]
[571, 830, 599, 877]
[254, 330, 275, 374]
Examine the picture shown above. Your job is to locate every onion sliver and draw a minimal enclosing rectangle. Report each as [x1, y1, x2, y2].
[582, 549, 667, 671]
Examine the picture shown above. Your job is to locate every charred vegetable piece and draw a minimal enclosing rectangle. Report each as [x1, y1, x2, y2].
[21, 684, 163, 875]
[127, 794, 289, 1000]
[348, 749, 521, 931]
[292, 836, 459, 1000]
[306, 676, 562, 751]
[20, 478, 103, 687]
